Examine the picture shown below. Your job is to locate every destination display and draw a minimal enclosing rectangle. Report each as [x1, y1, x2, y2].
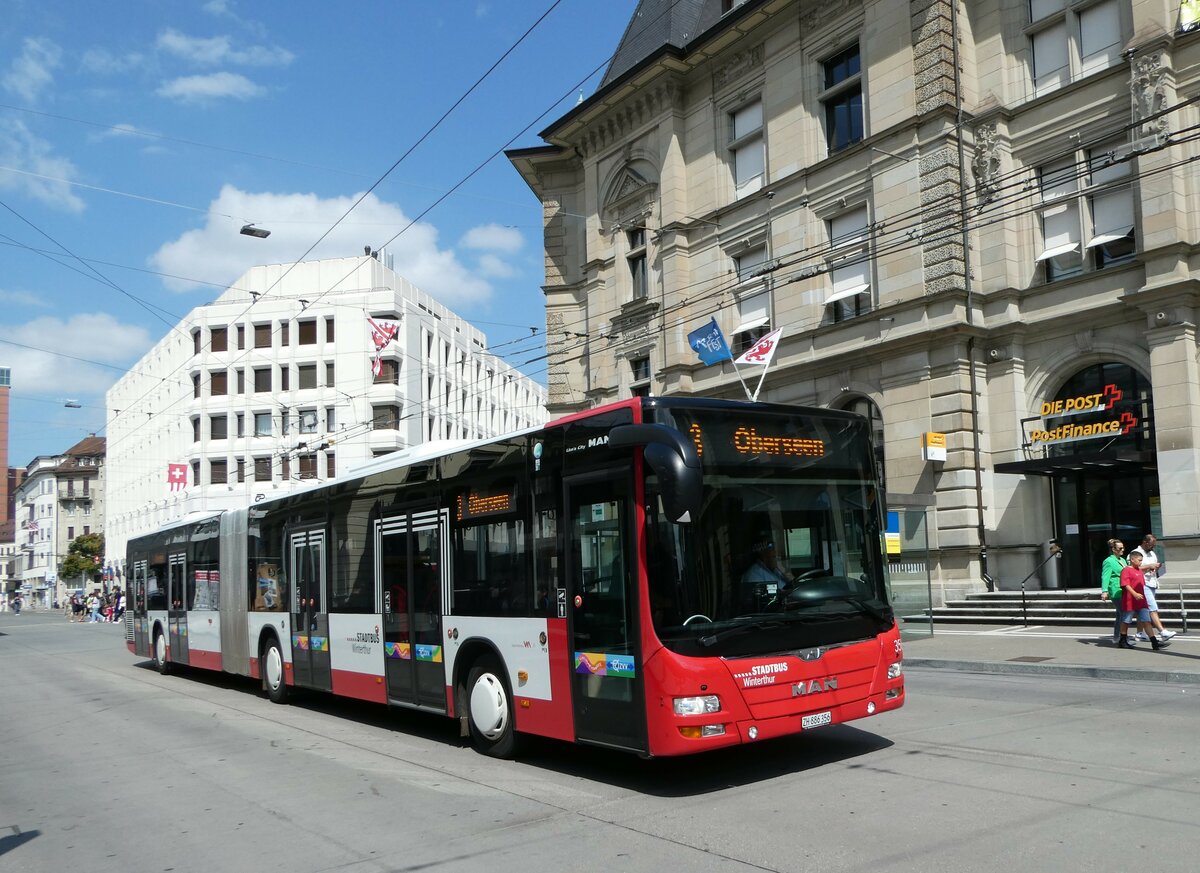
[456, 488, 516, 521]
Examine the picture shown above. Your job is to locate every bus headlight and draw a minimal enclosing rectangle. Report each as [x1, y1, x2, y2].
[673, 695, 721, 715]
[887, 661, 903, 679]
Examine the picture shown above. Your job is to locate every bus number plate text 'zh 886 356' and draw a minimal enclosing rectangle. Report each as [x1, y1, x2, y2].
[801, 711, 832, 729]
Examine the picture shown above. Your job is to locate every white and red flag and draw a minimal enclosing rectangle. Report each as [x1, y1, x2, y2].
[167, 463, 188, 491]
[734, 327, 783, 366]
[368, 315, 398, 377]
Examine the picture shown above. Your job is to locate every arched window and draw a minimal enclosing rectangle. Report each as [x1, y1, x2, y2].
[1044, 362, 1153, 457]
[840, 396, 886, 492]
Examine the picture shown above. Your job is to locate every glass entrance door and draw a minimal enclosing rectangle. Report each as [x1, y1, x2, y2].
[566, 471, 646, 752]
[1054, 472, 1158, 588]
[167, 552, 188, 666]
[378, 509, 446, 711]
[289, 529, 331, 691]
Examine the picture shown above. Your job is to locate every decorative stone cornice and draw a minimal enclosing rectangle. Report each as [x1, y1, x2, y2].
[802, 0, 862, 32]
[569, 79, 684, 159]
[712, 44, 763, 91]
[971, 122, 1001, 207]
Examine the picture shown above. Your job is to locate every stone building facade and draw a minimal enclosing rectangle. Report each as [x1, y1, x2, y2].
[509, 0, 1200, 600]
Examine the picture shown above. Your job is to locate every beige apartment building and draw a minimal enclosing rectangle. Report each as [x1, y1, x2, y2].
[509, 0, 1200, 601]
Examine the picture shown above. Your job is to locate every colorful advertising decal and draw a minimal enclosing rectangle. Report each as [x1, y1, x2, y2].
[574, 651, 636, 678]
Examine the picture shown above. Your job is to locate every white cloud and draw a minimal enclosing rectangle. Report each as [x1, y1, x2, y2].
[0, 119, 85, 212]
[0, 289, 49, 308]
[79, 48, 145, 75]
[150, 185, 494, 307]
[459, 223, 523, 253]
[0, 313, 152, 399]
[156, 72, 265, 103]
[476, 253, 516, 279]
[157, 28, 293, 66]
[2, 38, 62, 103]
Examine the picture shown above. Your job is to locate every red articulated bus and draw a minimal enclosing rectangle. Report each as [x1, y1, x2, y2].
[126, 397, 904, 757]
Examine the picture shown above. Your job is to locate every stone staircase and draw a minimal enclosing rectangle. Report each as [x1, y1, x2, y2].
[909, 589, 1200, 628]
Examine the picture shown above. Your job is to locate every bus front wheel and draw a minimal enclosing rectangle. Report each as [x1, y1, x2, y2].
[153, 629, 171, 675]
[466, 656, 518, 758]
[261, 638, 289, 704]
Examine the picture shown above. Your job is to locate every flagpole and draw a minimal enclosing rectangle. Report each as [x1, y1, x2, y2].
[729, 357, 754, 402]
[751, 359, 770, 402]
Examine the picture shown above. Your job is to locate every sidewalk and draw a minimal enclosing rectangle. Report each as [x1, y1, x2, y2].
[903, 622, 1200, 684]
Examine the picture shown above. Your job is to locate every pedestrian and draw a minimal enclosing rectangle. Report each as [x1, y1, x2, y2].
[1130, 534, 1176, 641]
[1117, 550, 1169, 650]
[113, 589, 125, 622]
[1099, 538, 1133, 646]
[12, 594, 21, 615]
[88, 592, 101, 623]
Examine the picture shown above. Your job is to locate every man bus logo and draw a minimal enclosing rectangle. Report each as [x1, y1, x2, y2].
[792, 677, 838, 697]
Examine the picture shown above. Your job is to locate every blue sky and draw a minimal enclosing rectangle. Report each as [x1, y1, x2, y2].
[0, 0, 638, 467]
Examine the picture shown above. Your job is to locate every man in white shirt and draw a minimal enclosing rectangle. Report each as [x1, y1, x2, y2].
[1130, 533, 1176, 641]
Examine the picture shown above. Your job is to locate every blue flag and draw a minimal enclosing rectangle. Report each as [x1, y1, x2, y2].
[687, 318, 732, 365]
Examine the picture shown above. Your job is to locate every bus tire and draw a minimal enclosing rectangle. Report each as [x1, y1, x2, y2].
[153, 628, 171, 675]
[465, 655, 518, 758]
[261, 638, 289, 704]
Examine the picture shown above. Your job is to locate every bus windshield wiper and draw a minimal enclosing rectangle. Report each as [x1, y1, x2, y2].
[821, 595, 890, 622]
[698, 617, 789, 648]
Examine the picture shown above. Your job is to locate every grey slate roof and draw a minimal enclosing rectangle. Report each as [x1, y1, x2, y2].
[600, 0, 728, 88]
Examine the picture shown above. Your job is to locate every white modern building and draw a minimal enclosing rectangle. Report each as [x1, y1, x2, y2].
[14, 436, 106, 607]
[104, 253, 547, 573]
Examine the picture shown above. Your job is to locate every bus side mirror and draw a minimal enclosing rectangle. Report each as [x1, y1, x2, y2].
[609, 424, 702, 524]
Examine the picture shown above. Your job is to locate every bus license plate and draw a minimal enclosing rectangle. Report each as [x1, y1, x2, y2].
[802, 711, 832, 729]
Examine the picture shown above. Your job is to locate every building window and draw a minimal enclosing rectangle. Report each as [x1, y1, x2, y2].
[326, 452, 336, 479]
[281, 321, 290, 346]
[192, 417, 200, 443]
[193, 330, 201, 355]
[210, 326, 227, 352]
[325, 317, 335, 343]
[281, 456, 291, 481]
[254, 324, 271, 348]
[1037, 159, 1084, 280]
[192, 460, 200, 486]
[254, 457, 271, 481]
[325, 407, 336, 432]
[373, 405, 400, 430]
[732, 246, 770, 355]
[281, 366, 290, 392]
[237, 458, 246, 483]
[192, 373, 200, 399]
[729, 99, 765, 198]
[325, 362, 335, 387]
[210, 459, 228, 485]
[254, 412, 272, 437]
[253, 368, 271, 393]
[298, 364, 317, 390]
[210, 370, 227, 396]
[236, 413, 245, 438]
[827, 206, 871, 322]
[298, 320, 317, 345]
[298, 454, 318, 480]
[237, 325, 245, 350]
[236, 368, 245, 394]
[630, 356, 651, 398]
[280, 408, 290, 435]
[299, 409, 318, 434]
[210, 415, 227, 441]
[1030, 0, 1121, 97]
[68, 526, 75, 540]
[374, 358, 399, 385]
[624, 227, 648, 300]
[83, 525, 90, 536]
[821, 44, 863, 153]
[1038, 141, 1136, 280]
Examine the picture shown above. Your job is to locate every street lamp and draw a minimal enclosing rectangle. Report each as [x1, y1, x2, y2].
[240, 224, 271, 239]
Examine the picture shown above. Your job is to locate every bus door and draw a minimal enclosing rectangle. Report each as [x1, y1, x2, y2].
[167, 552, 189, 666]
[378, 508, 446, 711]
[289, 528, 332, 692]
[132, 560, 149, 657]
[566, 471, 646, 752]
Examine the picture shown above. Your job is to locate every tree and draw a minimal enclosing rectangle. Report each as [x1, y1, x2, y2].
[60, 532, 105, 586]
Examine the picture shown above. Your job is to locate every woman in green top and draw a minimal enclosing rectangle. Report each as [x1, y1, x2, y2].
[1100, 538, 1131, 646]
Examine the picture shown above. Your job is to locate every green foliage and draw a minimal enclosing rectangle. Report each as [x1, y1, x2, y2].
[60, 532, 105, 582]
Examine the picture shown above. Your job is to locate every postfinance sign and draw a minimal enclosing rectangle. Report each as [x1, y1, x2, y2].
[1030, 383, 1138, 446]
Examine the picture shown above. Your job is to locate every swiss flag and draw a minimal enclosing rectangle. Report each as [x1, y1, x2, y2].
[734, 327, 784, 366]
[167, 463, 188, 491]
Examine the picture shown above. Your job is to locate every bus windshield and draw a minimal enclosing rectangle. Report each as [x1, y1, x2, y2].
[645, 406, 893, 658]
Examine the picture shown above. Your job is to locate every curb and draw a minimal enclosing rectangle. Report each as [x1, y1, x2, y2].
[906, 658, 1200, 686]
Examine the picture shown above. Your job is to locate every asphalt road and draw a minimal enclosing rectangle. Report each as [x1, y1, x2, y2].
[1, 611, 1197, 873]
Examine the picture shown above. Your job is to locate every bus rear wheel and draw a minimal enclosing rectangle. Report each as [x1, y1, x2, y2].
[261, 638, 289, 704]
[466, 656, 518, 758]
[153, 629, 171, 675]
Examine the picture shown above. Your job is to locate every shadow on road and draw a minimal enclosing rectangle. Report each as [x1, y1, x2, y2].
[0, 827, 40, 858]
[131, 660, 895, 795]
